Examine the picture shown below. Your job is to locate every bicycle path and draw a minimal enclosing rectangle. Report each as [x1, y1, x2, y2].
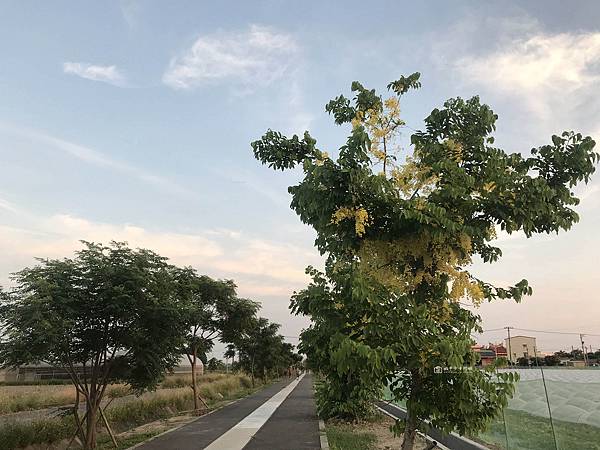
[135, 373, 320, 449]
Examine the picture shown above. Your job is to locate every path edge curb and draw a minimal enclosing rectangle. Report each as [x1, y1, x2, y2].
[318, 419, 329, 449]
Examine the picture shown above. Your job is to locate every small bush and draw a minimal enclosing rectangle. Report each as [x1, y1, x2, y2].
[160, 376, 189, 389]
[106, 388, 194, 429]
[106, 385, 131, 399]
[0, 417, 73, 450]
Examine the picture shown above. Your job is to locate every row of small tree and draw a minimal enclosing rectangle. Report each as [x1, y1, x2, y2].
[516, 349, 600, 367]
[252, 73, 598, 448]
[0, 241, 299, 449]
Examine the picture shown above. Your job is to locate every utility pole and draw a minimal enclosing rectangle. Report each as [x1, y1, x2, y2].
[504, 327, 512, 366]
[580, 334, 588, 367]
[505, 326, 513, 366]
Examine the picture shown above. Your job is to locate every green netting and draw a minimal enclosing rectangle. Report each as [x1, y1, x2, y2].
[385, 369, 600, 449]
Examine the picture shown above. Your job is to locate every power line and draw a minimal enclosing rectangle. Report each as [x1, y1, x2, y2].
[475, 327, 600, 337]
[508, 327, 600, 337]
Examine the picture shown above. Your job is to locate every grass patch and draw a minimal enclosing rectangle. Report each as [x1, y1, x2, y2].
[96, 430, 161, 449]
[327, 422, 377, 450]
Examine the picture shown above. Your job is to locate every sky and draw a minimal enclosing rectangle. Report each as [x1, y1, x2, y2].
[1, 0, 600, 356]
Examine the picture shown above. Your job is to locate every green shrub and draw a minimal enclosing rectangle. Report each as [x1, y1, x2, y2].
[106, 388, 194, 428]
[0, 417, 73, 450]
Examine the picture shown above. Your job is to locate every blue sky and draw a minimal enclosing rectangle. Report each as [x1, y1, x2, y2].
[1, 1, 600, 353]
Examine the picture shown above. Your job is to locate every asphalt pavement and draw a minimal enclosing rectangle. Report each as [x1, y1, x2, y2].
[135, 374, 320, 450]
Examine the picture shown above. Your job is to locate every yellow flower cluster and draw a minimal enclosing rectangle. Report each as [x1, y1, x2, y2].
[356, 231, 484, 305]
[331, 206, 371, 236]
[315, 151, 329, 166]
[351, 97, 405, 176]
[443, 138, 463, 162]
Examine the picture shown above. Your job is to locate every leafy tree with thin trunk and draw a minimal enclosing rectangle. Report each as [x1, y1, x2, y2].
[252, 73, 598, 449]
[206, 357, 227, 372]
[174, 267, 258, 412]
[0, 242, 188, 449]
[235, 316, 299, 384]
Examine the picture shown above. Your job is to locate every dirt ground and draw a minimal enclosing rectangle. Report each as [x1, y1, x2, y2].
[354, 414, 440, 450]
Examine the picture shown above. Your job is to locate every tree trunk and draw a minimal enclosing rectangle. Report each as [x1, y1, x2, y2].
[191, 349, 199, 413]
[401, 370, 421, 450]
[84, 400, 98, 449]
[401, 410, 418, 450]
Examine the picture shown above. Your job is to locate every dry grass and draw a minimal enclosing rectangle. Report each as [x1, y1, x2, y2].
[160, 372, 229, 389]
[0, 384, 132, 415]
[0, 385, 75, 414]
[0, 373, 260, 449]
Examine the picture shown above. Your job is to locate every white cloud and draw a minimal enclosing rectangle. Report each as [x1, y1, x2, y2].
[0, 123, 192, 198]
[163, 25, 298, 91]
[63, 62, 126, 86]
[0, 210, 320, 298]
[456, 32, 600, 115]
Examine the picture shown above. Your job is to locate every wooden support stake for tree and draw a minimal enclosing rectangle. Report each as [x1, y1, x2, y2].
[99, 406, 118, 448]
[66, 410, 88, 448]
[197, 394, 209, 410]
[188, 385, 209, 414]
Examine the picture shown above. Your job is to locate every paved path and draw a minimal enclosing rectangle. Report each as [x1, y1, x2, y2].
[136, 374, 320, 450]
[244, 374, 320, 450]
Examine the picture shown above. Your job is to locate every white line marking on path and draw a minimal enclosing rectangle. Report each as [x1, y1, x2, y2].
[204, 374, 305, 450]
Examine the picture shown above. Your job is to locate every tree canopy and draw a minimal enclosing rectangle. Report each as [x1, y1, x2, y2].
[252, 73, 597, 449]
[0, 242, 188, 449]
[173, 267, 258, 411]
[0, 241, 300, 448]
[233, 316, 302, 384]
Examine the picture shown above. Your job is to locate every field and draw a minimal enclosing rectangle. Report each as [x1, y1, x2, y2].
[387, 368, 600, 450]
[0, 372, 258, 450]
[476, 369, 600, 450]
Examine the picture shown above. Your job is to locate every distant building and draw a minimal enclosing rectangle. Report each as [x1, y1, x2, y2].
[489, 343, 507, 359]
[565, 360, 586, 368]
[472, 344, 503, 366]
[504, 335, 537, 362]
[0, 356, 201, 382]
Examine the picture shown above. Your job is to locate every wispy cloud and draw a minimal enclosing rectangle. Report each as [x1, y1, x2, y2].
[0, 123, 192, 198]
[0, 197, 17, 213]
[119, 0, 141, 29]
[63, 62, 126, 86]
[163, 25, 298, 91]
